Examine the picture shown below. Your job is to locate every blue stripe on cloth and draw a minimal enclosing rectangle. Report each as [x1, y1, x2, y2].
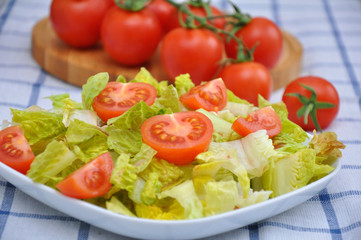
[270, 0, 281, 26]
[318, 189, 342, 239]
[78, 222, 90, 240]
[342, 165, 361, 170]
[28, 70, 46, 107]
[0, 210, 77, 222]
[248, 223, 260, 240]
[0, 1, 17, 238]
[0, 182, 16, 239]
[0, 0, 15, 34]
[323, 0, 361, 112]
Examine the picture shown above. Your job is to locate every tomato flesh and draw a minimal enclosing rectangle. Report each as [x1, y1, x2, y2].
[0, 125, 35, 174]
[232, 107, 281, 137]
[141, 112, 213, 165]
[56, 152, 113, 199]
[180, 78, 228, 112]
[92, 82, 157, 122]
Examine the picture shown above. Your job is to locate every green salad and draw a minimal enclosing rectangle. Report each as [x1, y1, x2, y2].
[1, 68, 345, 220]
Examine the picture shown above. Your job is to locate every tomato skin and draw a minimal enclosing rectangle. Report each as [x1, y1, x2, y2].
[232, 106, 282, 137]
[161, 28, 223, 85]
[147, 0, 176, 33]
[165, 4, 226, 32]
[225, 17, 283, 69]
[218, 62, 273, 106]
[92, 81, 157, 122]
[101, 6, 162, 66]
[180, 78, 228, 112]
[282, 76, 340, 131]
[141, 111, 213, 165]
[56, 152, 113, 199]
[0, 126, 35, 174]
[50, 0, 113, 48]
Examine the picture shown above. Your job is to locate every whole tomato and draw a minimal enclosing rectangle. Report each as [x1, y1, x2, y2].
[101, 6, 162, 66]
[225, 17, 283, 69]
[282, 76, 340, 131]
[218, 62, 273, 105]
[147, 0, 176, 33]
[165, 4, 226, 33]
[50, 0, 113, 48]
[161, 28, 223, 85]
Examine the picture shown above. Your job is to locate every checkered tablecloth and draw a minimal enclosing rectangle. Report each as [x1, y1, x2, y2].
[0, 0, 360, 239]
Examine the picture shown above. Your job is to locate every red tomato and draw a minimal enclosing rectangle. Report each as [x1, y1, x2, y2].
[282, 76, 340, 131]
[161, 28, 223, 85]
[141, 111, 213, 165]
[165, 4, 225, 32]
[232, 106, 282, 137]
[218, 62, 273, 106]
[180, 78, 228, 112]
[101, 6, 162, 66]
[56, 152, 113, 199]
[225, 17, 283, 69]
[0, 126, 35, 174]
[92, 81, 157, 122]
[50, 0, 113, 48]
[147, 0, 176, 33]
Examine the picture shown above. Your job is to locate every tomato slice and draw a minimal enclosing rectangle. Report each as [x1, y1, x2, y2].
[92, 82, 157, 122]
[232, 106, 281, 137]
[56, 152, 114, 199]
[180, 78, 228, 112]
[0, 125, 35, 174]
[141, 111, 213, 165]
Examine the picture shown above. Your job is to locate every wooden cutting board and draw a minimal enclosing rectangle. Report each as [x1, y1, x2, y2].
[31, 17, 303, 90]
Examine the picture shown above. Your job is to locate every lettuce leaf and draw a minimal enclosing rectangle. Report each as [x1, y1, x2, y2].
[11, 108, 66, 147]
[65, 119, 108, 162]
[81, 72, 109, 110]
[174, 73, 195, 96]
[158, 180, 203, 219]
[106, 196, 136, 217]
[131, 67, 168, 96]
[27, 140, 77, 184]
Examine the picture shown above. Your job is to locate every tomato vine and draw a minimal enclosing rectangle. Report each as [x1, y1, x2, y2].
[114, 0, 253, 63]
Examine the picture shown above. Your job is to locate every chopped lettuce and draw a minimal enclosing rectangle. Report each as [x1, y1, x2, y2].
[158, 180, 203, 219]
[11, 108, 66, 147]
[174, 73, 195, 96]
[131, 67, 168, 95]
[81, 72, 109, 110]
[65, 119, 108, 162]
[27, 140, 77, 184]
[106, 196, 136, 217]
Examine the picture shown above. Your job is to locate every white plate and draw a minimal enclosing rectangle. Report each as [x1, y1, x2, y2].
[0, 158, 340, 240]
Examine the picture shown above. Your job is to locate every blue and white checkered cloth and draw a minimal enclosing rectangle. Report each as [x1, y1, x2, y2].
[0, 0, 360, 239]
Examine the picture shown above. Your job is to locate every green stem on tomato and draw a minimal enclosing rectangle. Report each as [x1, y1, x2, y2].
[286, 83, 336, 132]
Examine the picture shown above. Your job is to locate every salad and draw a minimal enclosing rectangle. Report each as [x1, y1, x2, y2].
[0, 68, 345, 220]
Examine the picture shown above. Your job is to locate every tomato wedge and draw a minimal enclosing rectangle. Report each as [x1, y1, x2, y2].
[180, 78, 228, 112]
[232, 106, 281, 137]
[56, 152, 114, 199]
[0, 125, 35, 174]
[92, 82, 157, 122]
[141, 111, 213, 165]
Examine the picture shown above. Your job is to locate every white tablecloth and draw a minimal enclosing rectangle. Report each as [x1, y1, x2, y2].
[0, 0, 360, 239]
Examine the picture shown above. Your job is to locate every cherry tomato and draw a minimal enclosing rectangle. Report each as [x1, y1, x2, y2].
[50, 0, 114, 48]
[56, 152, 113, 199]
[101, 6, 162, 66]
[180, 78, 228, 112]
[232, 106, 281, 137]
[0, 126, 35, 174]
[141, 111, 213, 165]
[225, 17, 283, 69]
[147, 0, 176, 33]
[92, 82, 157, 122]
[282, 76, 340, 131]
[218, 62, 273, 106]
[161, 28, 223, 85]
[165, 4, 225, 32]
